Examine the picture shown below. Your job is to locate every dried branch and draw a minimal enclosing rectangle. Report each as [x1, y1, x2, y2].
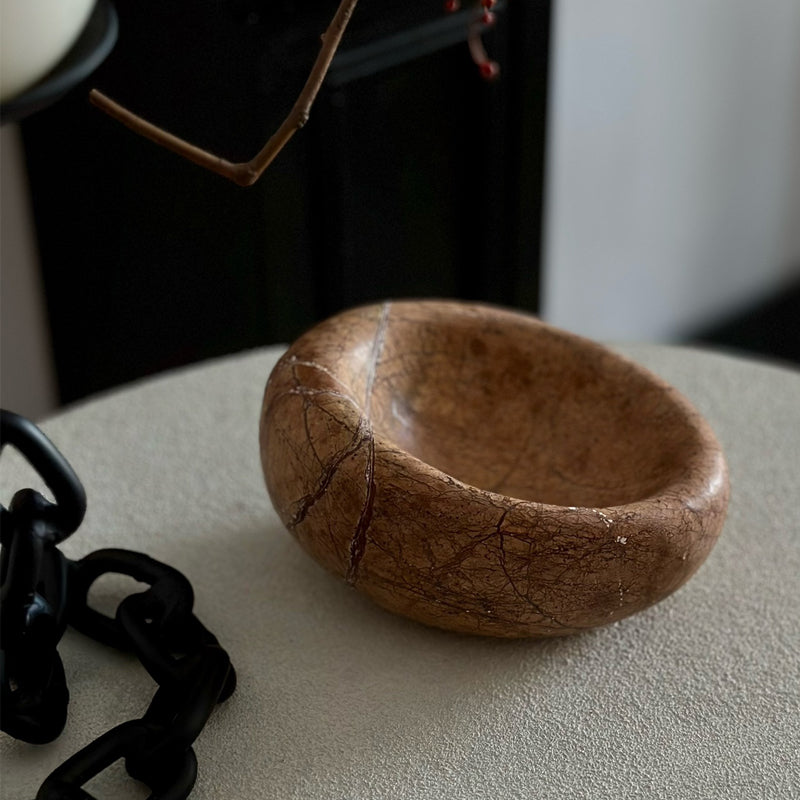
[90, 0, 361, 187]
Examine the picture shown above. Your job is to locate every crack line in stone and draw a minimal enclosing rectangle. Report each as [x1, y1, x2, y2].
[290, 356, 352, 392]
[497, 530, 570, 629]
[289, 423, 367, 528]
[347, 302, 391, 584]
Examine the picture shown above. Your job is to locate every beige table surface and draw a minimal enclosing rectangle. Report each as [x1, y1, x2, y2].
[1, 343, 798, 799]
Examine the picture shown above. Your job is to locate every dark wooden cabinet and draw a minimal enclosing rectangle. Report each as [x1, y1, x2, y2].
[21, 0, 551, 403]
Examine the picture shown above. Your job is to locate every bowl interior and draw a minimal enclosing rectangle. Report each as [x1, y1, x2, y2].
[353, 307, 699, 509]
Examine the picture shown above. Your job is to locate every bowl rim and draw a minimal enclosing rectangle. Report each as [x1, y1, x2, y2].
[278, 298, 728, 520]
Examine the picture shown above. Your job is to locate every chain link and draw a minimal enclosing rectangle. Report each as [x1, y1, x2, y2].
[1, 411, 80, 744]
[1, 410, 236, 799]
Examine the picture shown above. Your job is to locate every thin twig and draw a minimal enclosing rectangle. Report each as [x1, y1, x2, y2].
[90, 0, 361, 187]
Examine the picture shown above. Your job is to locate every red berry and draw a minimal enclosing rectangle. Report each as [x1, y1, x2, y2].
[444, 0, 460, 11]
[481, 10, 496, 25]
[479, 61, 500, 81]
[481, 0, 497, 8]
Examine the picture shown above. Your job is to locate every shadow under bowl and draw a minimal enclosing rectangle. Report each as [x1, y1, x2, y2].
[260, 300, 729, 637]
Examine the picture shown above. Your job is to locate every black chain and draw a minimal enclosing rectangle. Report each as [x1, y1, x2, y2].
[1, 410, 236, 799]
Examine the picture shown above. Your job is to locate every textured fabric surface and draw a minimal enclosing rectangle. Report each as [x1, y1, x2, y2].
[1, 344, 798, 799]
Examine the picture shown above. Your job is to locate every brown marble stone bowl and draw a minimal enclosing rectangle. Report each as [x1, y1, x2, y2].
[259, 300, 729, 637]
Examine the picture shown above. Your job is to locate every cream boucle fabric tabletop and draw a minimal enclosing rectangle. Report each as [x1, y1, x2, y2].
[1, 344, 798, 799]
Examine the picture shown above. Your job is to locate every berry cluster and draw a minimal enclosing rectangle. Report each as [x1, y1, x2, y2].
[443, 0, 501, 80]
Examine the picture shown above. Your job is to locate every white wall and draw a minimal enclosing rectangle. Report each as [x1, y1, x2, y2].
[542, 0, 800, 341]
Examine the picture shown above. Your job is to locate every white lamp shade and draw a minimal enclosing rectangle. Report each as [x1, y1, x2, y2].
[0, 0, 95, 102]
